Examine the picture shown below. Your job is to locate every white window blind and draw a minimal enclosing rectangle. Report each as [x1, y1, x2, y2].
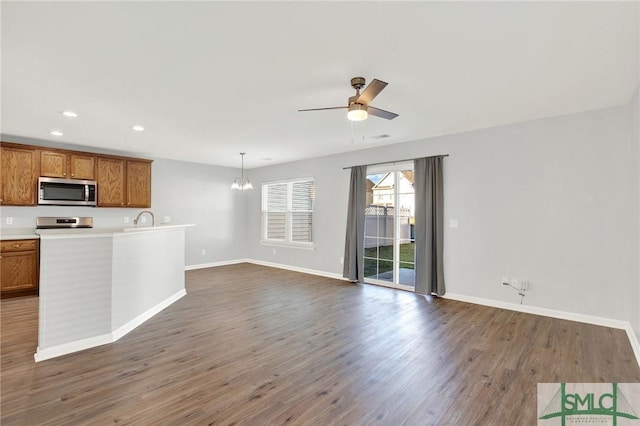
[266, 183, 287, 240]
[262, 178, 315, 246]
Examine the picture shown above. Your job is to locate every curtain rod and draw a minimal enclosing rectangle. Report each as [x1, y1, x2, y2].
[342, 154, 449, 170]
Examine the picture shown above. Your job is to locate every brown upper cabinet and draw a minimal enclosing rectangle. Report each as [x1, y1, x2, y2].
[40, 150, 95, 180]
[96, 156, 152, 208]
[96, 157, 126, 207]
[127, 160, 152, 208]
[1, 141, 151, 208]
[0, 144, 38, 206]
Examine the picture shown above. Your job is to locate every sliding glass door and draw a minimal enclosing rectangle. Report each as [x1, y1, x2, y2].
[363, 164, 415, 290]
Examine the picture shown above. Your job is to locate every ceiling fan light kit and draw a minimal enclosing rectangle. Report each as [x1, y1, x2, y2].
[299, 76, 398, 122]
[347, 103, 368, 121]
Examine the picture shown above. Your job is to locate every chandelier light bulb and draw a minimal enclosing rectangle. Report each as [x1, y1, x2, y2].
[231, 152, 252, 191]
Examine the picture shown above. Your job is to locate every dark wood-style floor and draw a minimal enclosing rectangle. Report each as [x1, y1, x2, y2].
[2, 263, 639, 425]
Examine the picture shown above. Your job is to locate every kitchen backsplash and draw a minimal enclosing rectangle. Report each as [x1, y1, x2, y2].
[0, 205, 163, 230]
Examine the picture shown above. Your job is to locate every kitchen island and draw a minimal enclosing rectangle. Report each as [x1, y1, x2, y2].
[35, 224, 194, 361]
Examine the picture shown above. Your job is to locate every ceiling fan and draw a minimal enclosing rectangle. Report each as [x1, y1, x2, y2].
[299, 77, 399, 121]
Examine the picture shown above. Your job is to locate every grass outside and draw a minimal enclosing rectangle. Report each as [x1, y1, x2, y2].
[364, 242, 415, 277]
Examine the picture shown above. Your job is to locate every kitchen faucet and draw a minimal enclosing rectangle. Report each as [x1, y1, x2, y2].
[133, 210, 155, 227]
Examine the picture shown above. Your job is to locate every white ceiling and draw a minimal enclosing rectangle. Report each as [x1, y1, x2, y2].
[2, 1, 638, 169]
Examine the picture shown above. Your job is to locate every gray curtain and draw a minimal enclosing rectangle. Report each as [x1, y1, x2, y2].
[342, 165, 366, 282]
[414, 156, 445, 295]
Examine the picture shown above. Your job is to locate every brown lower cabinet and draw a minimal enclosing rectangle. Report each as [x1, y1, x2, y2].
[1, 239, 39, 299]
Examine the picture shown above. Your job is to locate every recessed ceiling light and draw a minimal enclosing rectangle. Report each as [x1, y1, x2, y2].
[131, 125, 144, 132]
[50, 130, 63, 136]
[62, 111, 78, 118]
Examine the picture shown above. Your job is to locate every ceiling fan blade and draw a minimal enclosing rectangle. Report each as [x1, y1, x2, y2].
[367, 106, 399, 120]
[356, 79, 388, 105]
[298, 106, 347, 112]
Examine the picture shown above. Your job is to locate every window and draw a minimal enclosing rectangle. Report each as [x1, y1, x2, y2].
[262, 178, 315, 247]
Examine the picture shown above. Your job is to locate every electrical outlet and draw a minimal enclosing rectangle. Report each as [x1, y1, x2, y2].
[5, 217, 13, 225]
[449, 219, 458, 228]
[201, 249, 206, 255]
[140, 216, 147, 223]
[520, 280, 529, 291]
[164, 216, 171, 224]
[502, 277, 520, 288]
[123, 217, 130, 224]
[272, 248, 277, 255]
[340, 257, 344, 265]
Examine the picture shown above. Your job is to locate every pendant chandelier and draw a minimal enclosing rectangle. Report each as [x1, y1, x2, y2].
[231, 152, 253, 190]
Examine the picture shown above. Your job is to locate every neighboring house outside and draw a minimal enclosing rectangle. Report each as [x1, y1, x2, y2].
[369, 171, 414, 211]
[365, 171, 415, 248]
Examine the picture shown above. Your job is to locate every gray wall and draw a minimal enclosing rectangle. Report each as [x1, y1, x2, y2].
[246, 103, 640, 331]
[2, 99, 639, 334]
[151, 158, 247, 266]
[0, 136, 247, 266]
[632, 86, 640, 339]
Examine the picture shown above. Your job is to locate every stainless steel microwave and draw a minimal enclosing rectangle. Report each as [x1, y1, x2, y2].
[38, 177, 97, 206]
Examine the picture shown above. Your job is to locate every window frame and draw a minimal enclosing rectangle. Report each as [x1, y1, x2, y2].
[261, 177, 315, 250]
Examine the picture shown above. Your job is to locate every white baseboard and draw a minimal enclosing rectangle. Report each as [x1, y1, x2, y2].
[34, 333, 113, 362]
[444, 292, 640, 368]
[443, 292, 629, 329]
[245, 259, 348, 281]
[34, 289, 187, 362]
[192, 260, 640, 368]
[112, 289, 186, 341]
[185, 259, 347, 282]
[185, 259, 247, 270]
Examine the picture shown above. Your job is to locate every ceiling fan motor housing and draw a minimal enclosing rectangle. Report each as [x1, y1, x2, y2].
[350, 77, 366, 90]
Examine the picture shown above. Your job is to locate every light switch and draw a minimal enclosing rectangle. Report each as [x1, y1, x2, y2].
[449, 219, 458, 228]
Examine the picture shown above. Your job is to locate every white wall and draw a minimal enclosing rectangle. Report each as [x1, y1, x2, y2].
[0, 136, 248, 266]
[246, 104, 639, 329]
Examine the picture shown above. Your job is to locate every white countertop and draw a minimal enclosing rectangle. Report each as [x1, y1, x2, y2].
[121, 224, 195, 233]
[36, 224, 195, 239]
[0, 228, 39, 240]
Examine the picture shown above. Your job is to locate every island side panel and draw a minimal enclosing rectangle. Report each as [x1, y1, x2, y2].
[111, 228, 186, 331]
[38, 235, 113, 350]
